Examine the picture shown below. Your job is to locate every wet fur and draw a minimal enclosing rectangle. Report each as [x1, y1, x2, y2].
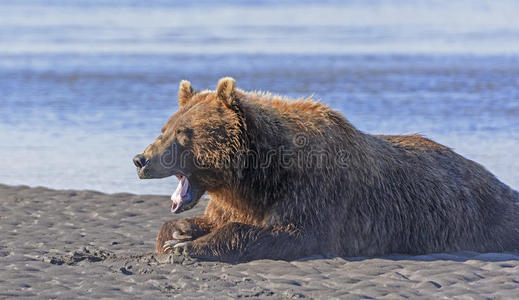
[155, 78, 519, 262]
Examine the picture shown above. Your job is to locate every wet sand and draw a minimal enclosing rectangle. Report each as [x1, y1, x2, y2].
[1, 183, 519, 299]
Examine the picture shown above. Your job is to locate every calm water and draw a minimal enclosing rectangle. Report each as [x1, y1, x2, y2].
[1, 1, 518, 194]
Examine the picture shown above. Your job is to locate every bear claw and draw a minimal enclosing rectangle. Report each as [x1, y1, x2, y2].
[173, 241, 193, 255]
[163, 240, 180, 253]
[163, 230, 194, 254]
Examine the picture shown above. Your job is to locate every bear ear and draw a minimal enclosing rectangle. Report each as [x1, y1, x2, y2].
[178, 80, 194, 107]
[216, 77, 236, 108]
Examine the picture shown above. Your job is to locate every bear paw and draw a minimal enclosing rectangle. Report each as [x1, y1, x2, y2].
[163, 240, 193, 256]
[162, 230, 193, 253]
[162, 231, 193, 254]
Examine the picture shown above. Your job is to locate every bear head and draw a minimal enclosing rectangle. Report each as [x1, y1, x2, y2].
[133, 77, 247, 213]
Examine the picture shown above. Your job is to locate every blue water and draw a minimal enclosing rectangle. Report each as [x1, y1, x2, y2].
[1, 1, 518, 194]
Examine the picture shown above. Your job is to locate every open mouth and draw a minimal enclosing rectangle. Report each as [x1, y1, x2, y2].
[171, 175, 193, 213]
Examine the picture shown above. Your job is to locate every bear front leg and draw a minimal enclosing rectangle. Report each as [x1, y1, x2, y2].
[172, 222, 319, 262]
[156, 217, 213, 254]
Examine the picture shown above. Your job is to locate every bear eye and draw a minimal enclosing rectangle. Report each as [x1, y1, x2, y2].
[176, 129, 183, 135]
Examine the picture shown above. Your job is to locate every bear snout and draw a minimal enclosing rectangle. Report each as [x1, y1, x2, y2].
[133, 154, 148, 169]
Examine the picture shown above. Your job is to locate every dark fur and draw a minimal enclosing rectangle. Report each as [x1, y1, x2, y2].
[148, 78, 519, 262]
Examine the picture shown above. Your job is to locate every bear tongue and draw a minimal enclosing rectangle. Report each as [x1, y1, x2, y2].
[171, 176, 191, 213]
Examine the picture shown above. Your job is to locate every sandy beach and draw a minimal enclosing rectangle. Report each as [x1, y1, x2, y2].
[1, 183, 518, 299]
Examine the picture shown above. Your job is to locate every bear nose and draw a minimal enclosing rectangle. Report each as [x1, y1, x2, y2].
[133, 154, 147, 169]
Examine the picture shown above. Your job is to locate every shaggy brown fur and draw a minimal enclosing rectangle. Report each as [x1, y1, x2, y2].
[137, 77, 519, 262]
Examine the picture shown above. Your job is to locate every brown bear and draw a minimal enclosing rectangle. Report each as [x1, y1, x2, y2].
[133, 77, 519, 262]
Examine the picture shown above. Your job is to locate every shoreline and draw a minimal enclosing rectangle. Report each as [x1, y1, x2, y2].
[1, 183, 519, 298]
